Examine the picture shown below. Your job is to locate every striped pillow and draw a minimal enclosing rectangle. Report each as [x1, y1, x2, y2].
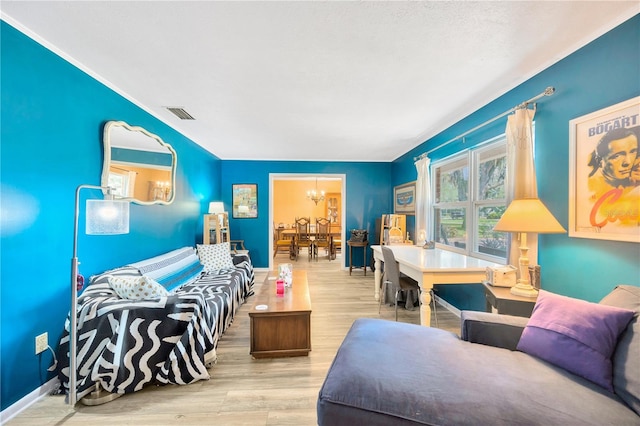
[129, 247, 204, 292]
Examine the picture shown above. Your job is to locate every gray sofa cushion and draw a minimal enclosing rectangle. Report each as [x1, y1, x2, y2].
[318, 318, 639, 425]
[460, 311, 528, 350]
[599, 285, 640, 415]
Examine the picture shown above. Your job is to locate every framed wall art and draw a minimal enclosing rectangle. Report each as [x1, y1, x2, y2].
[394, 181, 416, 215]
[568, 96, 639, 243]
[232, 184, 258, 218]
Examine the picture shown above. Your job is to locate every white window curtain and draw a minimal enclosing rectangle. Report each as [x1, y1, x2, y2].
[414, 156, 432, 242]
[127, 171, 137, 198]
[506, 107, 538, 267]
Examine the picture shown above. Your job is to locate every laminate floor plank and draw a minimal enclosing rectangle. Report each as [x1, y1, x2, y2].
[7, 253, 461, 425]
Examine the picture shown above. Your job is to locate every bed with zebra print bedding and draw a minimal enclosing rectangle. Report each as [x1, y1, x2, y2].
[56, 246, 254, 402]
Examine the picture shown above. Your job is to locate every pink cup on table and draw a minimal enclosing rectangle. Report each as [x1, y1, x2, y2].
[276, 279, 285, 296]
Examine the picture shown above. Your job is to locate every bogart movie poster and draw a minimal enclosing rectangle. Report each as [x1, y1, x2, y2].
[569, 96, 640, 243]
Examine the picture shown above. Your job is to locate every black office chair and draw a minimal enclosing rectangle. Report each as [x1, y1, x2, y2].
[379, 245, 438, 325]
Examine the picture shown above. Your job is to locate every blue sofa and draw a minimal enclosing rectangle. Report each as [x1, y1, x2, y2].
[317, 285, 639, 425]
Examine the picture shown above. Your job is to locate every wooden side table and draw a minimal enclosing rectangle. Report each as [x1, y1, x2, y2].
[347, 240, 369, 275]
[482, 281, 536, 317]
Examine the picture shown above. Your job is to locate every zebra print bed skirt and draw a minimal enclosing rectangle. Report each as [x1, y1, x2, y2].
[56, 254, 254, 401]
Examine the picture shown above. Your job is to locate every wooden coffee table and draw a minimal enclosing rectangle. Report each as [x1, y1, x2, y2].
[249, 270, 312, 358]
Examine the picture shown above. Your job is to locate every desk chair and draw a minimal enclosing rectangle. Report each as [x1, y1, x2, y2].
[314, 218, 332, 261]
[293, 217, 313, 261]
[379, 246, 438, 325]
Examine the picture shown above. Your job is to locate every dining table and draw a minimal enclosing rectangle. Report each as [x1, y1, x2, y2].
[279, 228, 343, 260]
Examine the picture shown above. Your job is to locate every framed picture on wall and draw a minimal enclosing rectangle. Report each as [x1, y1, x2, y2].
[568, 96, 639, 243]
[232, 184, 258, 218]
[394, 181, 416, 215]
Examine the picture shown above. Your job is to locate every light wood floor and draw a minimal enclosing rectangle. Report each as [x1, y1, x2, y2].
[8, 253, 461, 426]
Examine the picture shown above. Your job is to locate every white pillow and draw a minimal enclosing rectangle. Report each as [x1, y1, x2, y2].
[197, 242, 234, 272]
[107, 275, 169, 300]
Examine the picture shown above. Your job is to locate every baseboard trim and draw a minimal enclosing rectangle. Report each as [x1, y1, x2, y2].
[0, 377, 60, 425]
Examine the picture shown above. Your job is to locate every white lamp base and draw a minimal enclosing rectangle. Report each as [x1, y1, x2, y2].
[510, 232, 538, 298]
[510, 283, 539, 298]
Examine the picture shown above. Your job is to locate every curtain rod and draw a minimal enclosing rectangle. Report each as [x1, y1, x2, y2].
[112, 166, 138, 174]
[414, 86, 555, 161]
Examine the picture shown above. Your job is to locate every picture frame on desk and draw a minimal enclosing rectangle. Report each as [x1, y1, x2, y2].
[232, 183, 258, 218]
[568, 96, 639, 243]
[394, 181, 416, 215]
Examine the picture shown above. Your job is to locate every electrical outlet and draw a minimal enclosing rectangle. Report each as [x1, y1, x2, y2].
[35, 332, 48, 355]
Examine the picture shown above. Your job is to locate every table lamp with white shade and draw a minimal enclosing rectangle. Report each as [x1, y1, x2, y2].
[493, 198, 566, 298]
[208, 201, 225, 214]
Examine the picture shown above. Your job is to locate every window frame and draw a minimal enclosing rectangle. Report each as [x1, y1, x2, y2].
[431, 135, 508, 263]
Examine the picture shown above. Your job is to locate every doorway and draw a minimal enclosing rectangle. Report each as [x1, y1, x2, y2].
[269, 173, 346, 270]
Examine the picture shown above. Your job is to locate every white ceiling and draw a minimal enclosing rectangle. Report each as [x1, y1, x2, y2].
[2, 1, 638, 162]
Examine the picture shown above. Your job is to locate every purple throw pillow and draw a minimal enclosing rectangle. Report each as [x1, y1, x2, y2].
[517, 289, 634, 391]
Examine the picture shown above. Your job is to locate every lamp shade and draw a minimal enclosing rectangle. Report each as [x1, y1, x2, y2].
[208, 201, 225, 214]
[493, 198, 565, 234]
[85, 199, 130, 235]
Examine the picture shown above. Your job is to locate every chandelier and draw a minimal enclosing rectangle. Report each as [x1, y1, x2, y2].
[307, 179, 325, 205]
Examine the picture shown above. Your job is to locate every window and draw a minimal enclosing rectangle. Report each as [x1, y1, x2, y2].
[432, 137, 507, 262]
[108, 170, 135, 197]
[108, 171, 128, 197]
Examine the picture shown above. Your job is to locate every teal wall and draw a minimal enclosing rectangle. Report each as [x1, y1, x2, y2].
[2, 13, 639, 414]
[394, 14, 640, 309]
[1, 22, 221, 410]
[220, 160, 392, 268]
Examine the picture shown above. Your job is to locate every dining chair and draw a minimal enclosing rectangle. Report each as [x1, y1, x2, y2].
[330, 223, 341, 259]
[379, 245, 438, 325]
[273, 223, 293, 258]
[314, 218, 332, 261]
[293, 217, 313, 261]
[330, 238, 341, 260]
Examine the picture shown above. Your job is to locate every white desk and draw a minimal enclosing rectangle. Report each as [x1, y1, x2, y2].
[371, 245, 501, 327]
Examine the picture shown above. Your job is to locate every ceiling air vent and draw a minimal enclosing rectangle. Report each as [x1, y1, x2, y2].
[166, 107, 195, 120]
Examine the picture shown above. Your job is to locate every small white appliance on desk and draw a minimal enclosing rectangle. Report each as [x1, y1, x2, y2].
[485, 265, 517, 287]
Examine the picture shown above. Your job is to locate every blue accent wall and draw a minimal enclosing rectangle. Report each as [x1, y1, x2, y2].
[2, 14, 639, 414]
[0, 22, 221, 410]
[394, 15, 640, 309]
[220, 160, 392, 268]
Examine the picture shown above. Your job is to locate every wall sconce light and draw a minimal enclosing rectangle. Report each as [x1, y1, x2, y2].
[150, 181, 171, 201]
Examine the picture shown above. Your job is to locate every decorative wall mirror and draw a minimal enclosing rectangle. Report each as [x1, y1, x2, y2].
[101, 121, 177, 205]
